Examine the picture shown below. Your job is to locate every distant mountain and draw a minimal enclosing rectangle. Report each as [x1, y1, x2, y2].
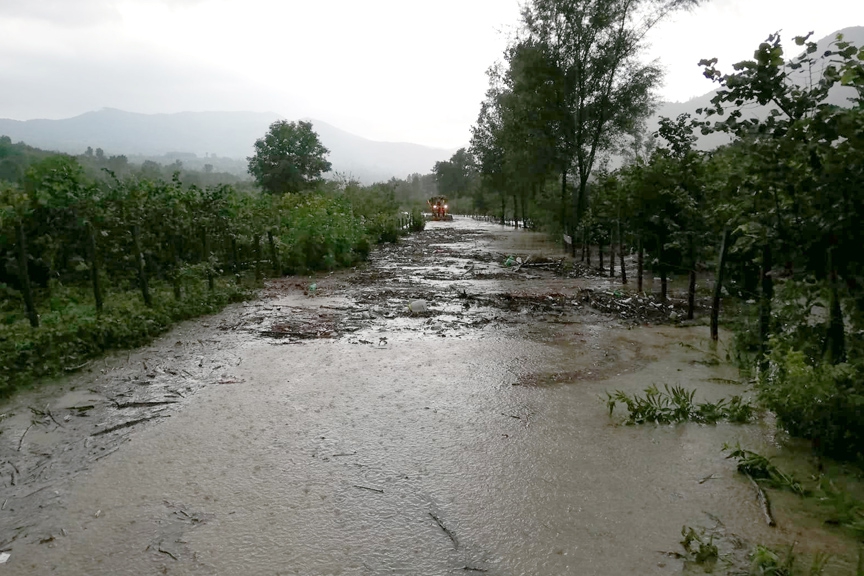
[302, 118, 458, 184]
[646, 26, 864, 150]
[0, 109, 456, 184]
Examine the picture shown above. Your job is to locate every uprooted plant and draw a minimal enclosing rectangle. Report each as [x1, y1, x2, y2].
[680, 525, 720, 568]
[722, 443, 806, 496]
[605, 384, 754, 425]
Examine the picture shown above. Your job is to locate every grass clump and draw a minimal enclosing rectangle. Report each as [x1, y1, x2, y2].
[680, 525, 720, 568]
[0, 278, 249, 397]
[605, 384, 754, 425]
[750, 544, 830, 576]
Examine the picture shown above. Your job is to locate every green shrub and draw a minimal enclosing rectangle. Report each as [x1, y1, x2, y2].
[275, 193, 367, 273]
[409, 208, 426, 232]
[0, 279, 248, 397]
[760, 348, 864, 460]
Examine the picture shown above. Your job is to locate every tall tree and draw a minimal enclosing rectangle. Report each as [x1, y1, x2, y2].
[519, 0, 699, 249]
[433, 148, 477, 199]
[247, 120, 332, 194]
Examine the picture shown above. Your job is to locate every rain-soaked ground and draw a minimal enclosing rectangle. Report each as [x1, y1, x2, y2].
[0, 217, 860, 575]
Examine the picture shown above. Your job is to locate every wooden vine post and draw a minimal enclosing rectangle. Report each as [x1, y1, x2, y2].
[15, 221, 39, 328]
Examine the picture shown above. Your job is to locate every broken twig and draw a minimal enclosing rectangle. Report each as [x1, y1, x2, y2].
[746, 472, 776, 527]
[17, 424, 33, 452]
[353, 485, 384, 494]
[429, 512, 459, 549]
[113, 401, 179, 409]
[91, 415, 165, 436]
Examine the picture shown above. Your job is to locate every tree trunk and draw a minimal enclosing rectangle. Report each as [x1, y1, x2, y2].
[658, 241, 668, 302]
[619, 223, 627, 284]
[268, 230, 280, 276]
[132, 224, 152, 307]
[561, 169, 568, 250]
[15, 221, 39, 328]
[710, 229, 730, 341]
[85, 221, 103, 312]
[231, 237, 240, 284]
[825, 248, 846, 364]
[580, 227, 587, 262]
[513, 194, 520, 229]
[759, 244, 773, 374]
[172, 235, 182, 301]
[253, 234, 262, 281]
[609, 228, 615, 278]
[637, 238, 644, 293]
[586, 228, 591, 267]
[202, 228, 214, 292]
[687, 270, 697, 320]
[598, 235, 604, 271]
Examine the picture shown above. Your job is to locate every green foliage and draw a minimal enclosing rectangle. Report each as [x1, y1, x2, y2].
[722, 443, 805, 495]
[340, 180, 402, 244]
[0, 279, 247, 396]
[816, 476, 864, 538]
[680, 525, 719, 566]
[247, 120, 332, 194]
[749, 544, 830, 576]
[408, 208, 425, 232]
[606, 384, 754, 425]
[0, 154, 416, 397]
[274, 193, 366, 273]
[761, 347, 864, 461]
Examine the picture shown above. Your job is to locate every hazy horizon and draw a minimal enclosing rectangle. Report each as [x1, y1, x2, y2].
[1, 0, 862, 148]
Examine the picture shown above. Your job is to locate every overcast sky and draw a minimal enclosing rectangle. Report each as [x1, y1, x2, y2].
[0, 0, 861, 148]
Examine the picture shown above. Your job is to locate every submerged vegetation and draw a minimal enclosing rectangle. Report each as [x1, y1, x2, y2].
[606, 384, 754, 425]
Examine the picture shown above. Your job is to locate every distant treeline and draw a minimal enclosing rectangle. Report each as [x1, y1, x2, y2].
[0, 135, 251, 190]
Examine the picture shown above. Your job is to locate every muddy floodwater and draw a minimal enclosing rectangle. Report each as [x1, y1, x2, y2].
[0, 218, 858, 575]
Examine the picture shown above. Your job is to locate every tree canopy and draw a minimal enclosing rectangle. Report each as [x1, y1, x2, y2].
[247, 120, 332, 194]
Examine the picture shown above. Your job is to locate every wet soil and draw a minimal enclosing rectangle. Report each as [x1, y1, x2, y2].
[0, 217, 858, 575]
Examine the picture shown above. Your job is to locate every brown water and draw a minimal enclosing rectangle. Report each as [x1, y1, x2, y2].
[0, 218, 857, 575]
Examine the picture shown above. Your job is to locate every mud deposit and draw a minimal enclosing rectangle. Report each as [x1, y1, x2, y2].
[0, 218, 858, 575]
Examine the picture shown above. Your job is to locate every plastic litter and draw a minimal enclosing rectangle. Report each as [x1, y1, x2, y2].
[308, 283, 317, 294]
[408, 300, 428, 314]
[504, 255, 515, 267]
[0, 552, 9, 564]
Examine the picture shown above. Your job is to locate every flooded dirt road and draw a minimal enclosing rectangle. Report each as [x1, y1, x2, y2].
[0, 218, 857, 574]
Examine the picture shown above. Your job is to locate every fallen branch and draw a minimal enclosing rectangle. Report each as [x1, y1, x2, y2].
[746, 472, 776, 527]
[90, 447, 121, 462]
[63, 360, 92, 372]
[113, 401, 179, 409]
[45, 405, 64, 428]
[429, 512, 459, 549]
[17, 424, 33, 452]
[353, 485, 383, 494]
[91, 415, 165, 437]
